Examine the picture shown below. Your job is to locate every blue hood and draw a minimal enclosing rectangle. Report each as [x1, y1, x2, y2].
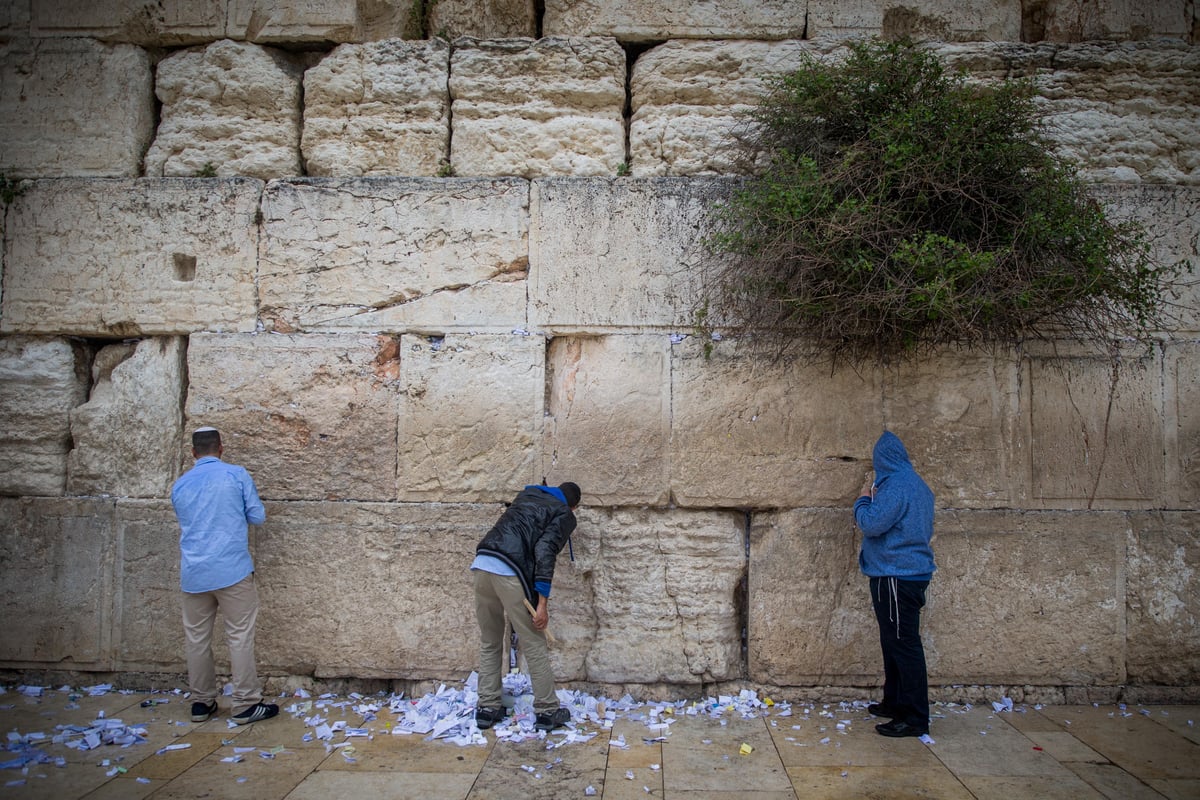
[854, 431, 936, 579]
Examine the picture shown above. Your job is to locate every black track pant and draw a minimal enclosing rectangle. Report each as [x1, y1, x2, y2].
[870, 576, 930, 729]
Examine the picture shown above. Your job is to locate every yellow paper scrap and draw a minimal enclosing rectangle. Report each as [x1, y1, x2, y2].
[739, 743, 753, 755]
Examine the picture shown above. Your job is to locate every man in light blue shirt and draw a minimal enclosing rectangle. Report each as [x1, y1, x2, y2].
[171, 427, 277, 726]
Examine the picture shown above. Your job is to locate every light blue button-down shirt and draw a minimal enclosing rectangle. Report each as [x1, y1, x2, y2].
[171, 456, 266, 593]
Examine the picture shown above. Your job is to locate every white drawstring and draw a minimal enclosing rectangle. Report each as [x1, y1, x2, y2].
[889, 577, 900, 639]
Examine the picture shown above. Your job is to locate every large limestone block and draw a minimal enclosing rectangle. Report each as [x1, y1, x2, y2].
[807, 0, 1021, 41]
[145, 40, 302, 179]
[398, 333, 543, 502]
[0, 38, 153, 178]
[670, 337, 883, 509]
[1126, 511, 1200, 685]
[184, 333, 401, 502]
[542, 0, 806, 40]
[929, 510, 1127, 684]
[67, 338, 186, 499]
[529, 177, 716, 329]
[749, 509, 1127, 686]
[1034, 42, 1200, 185]
[0, 497, 116, 665]
[0, 337, 88, 496]
[450, 38, 625, 178]
[1036, 0, 1193, 41]
[225, 0, 408, 42]
[1, 179, 261, 335]
[1025, 343, 1165, 508]
[1167, 342, 1200, 506]
[28, 0, 225, 44]
[881, 349, 1021, 508]
[302, 39, 450, 177]
[427, 0, 536, 39]
[629, 39, 833, 177]
[251, 501, 495, 677]
[569, 507, 746, 684]
[542, 335, 670, 506]
[259, 178, 529, 333]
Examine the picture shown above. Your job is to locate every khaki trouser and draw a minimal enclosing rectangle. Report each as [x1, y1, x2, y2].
[182, 573, 263, 715]
[473, 570, 557, 715]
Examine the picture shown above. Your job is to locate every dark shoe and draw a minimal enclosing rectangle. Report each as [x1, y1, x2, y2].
[475, 706, 506, 730]
[231, 702, 279, 725]
[534, 707, 571, 732]
[190, 700, 218, 722]
[876, 719, 928, 738]
[867, 702, 898, 718]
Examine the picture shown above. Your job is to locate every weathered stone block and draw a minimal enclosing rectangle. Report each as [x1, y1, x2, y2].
[1037, 0, 1193, 42]
[1034, 42, 1200, 185]
[259, 178, 528, 333]
[225, 0, 396, 43]
[0, 38, 153, 178]
[184, 332, 401, 502]
[302, 39, 450, 177]
[568, 506, 745, 684]
[529, 177, 716, 329]
[251, 501, 495, 678]
[1127, 511, 1200, 685]
[629, 40, 830, 177]
[881, 349, 1021, 508]
[29, 0, 225, 44]
[398, 333, 543, 502]
[1026, 343, 1165, 507]
[0, 337, 88, 496]
[450, 38, 625, 178]
[670, 337, 883, 508]
[427, 0, 536, 39]
[542, 0, 806, 40]
[1, 179, 261, 335]
[807, 0, 1021, 41]
[0, 497, 116, 665]
[1167, 341, 1200, 506]
[542, 335, 670, 506]
[144, 40, 302, 179]
[67, 338, 186, 499]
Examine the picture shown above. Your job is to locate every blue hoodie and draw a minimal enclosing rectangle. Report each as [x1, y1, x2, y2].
[853, 432, 935, 579]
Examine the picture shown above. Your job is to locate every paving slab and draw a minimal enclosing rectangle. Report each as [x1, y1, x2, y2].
[1064, 762, 1178, 800]
[924, 705, 1079, 778]
[785, 764, 974, 799]
[284, 769, 477, 800]
[659, 713, 793, 793]
[1050, 705, 1200, 781]
[958, 773, 1107, 799]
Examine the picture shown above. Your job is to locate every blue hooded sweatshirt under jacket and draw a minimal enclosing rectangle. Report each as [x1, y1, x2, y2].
[853, 432, 936, 580]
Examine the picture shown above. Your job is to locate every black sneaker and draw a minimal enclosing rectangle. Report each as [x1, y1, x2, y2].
[534, 707, 571, 732]
[231, 702, 279, 725]
[875, 719, 928, 738]
[475, 706, 506, 730]
[190, 700, 218, 723]
[867, 703, 898, 718]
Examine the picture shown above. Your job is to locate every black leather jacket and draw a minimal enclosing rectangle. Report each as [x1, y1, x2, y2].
[476, 486, 577, 604]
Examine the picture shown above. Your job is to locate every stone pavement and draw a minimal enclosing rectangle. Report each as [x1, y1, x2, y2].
[1, 688, 1197, 799]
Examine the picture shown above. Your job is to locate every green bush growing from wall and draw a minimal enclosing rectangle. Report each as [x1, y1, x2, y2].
[698, 38, 1182, 365]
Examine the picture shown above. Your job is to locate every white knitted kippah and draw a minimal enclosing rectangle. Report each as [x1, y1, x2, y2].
[194, 426, 218, 433]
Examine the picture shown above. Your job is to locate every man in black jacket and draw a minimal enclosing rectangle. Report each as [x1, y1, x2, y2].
[471, 482, 581, 732]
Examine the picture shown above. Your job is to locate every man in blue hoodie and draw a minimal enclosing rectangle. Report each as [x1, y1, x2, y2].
[853, 431, 936, 738]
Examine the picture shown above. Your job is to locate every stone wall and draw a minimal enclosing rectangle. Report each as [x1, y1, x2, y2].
[0, 0, 1197, 701]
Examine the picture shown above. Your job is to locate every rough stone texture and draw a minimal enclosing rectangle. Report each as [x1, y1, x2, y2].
[252, 501, 495, 678]
[670, 337, 882, 509]
[529, 177, 716, 330]
[0, 37, 153, 178]
[807, 0, 1022, 41]
[0, 497, 116, 665]
[542, 335, 670, 507]
[1034, 42, 1200, 185]
[749, 509, 1128, 686]
[567, 507, 746, 684]
[67, 337, 186, 499]
[144, 40, 302, 179]
[1167, 341, 1200, 506]
[1126, 511, 1200, 685]
[0, 337, 88, 497]
[450, 38, 625, 178]
[427, 0, 536, 39]
[258, 178, 529, 333]
[1025, 343, 1165, 508]
[1037, 0, 1193, 41]
[629, 39, 832, 177]
[398, 333, 543, 502]
[1, 179, 262, 335]
[184, 332, 401, 502]
[27, 0, 226, 44]
[543, 0, 806, 40]
[224, 0, 389, 43]
[302, 39, 450, 177]
[881, 349, 1021, 508]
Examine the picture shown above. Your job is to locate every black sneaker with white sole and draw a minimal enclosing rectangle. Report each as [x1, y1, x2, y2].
[190, 700, 218, 722]
[231, 702, 279, 725]
[534, 707, 570, 732]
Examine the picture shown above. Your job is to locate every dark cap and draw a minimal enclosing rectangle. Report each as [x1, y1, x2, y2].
[558, 482, 581, 508]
